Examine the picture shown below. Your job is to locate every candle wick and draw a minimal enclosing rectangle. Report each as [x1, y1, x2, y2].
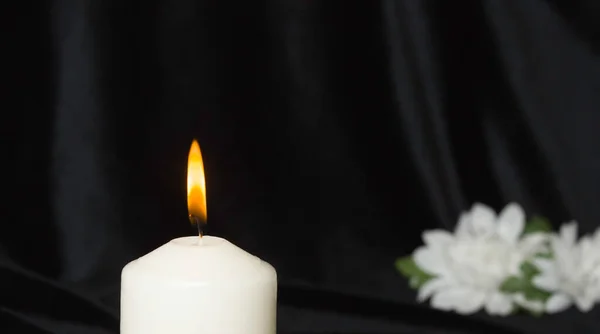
[189, 214, 206, 243]
[196, 217, 203, 238]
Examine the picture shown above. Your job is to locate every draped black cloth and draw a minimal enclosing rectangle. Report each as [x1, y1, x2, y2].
[4, 0, 600, 333]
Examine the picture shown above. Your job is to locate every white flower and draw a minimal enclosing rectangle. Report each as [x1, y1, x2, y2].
[414, 203, 547, 316]
[532, 222, 600, 313]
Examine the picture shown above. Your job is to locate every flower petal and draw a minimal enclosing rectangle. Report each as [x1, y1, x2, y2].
[454, 213, 471, 238]
[485, 292, 513, 316]
[532, 273, 560, 291]
[519, 233, 549, 256]
[579, 236, 599, 272]
[593, 227, 600, 245]
[422, 230, 454, 248]
[496, 203, 525, 243]
[417, 278, 448, 302]
[454, 291, 487, 315]
[470, 203, 496, 237]
[574, 295, 596, 312]
[546, 293, 572, 313]
[551, 236, 577, 274]
[560, 222, 578, 247]
[532, 258, 555, 274]
[413, 247, 448, 277]
[431, 287, 485, 315]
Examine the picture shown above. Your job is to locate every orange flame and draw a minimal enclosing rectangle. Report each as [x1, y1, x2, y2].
[187, 139, 207, 223]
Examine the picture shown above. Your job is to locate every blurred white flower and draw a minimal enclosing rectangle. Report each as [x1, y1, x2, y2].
[414, 203, 547, 316]
[532, 222, 600, 313]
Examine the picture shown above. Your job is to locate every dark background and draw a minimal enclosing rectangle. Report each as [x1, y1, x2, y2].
[4, 0, 600, 333]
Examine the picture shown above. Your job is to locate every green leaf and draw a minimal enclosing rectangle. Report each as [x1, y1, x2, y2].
[520, 261, 540, 279]
[409, 276, 433, 289]
[395, 256, 435, 289]
[523, 285, 552, 301]
[499, 276, 526, 293]
[523, 264, 551, 300]
[523, 216, 553, 235]
[395, 256, 420, 277]
[500, 260, 552, 308]
[500, 262, 551, 302]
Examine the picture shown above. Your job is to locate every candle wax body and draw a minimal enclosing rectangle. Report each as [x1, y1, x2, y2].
[120, 236, 277, 334]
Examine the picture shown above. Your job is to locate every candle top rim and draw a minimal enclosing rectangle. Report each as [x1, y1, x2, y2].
[123, 236, 276, 284]
[170, 236, 226, 247]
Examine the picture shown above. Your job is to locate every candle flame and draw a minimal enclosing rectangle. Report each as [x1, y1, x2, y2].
[187, 139, 207, 224]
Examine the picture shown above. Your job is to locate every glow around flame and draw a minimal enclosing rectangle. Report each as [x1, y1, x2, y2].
[187, 139, 207, 223]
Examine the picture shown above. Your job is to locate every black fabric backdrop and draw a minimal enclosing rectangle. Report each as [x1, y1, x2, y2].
[4, 0, 600, 333]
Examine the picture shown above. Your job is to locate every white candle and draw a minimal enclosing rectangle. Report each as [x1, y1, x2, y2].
[120, 140, 277, 333]
[120, 236, 277, 334]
